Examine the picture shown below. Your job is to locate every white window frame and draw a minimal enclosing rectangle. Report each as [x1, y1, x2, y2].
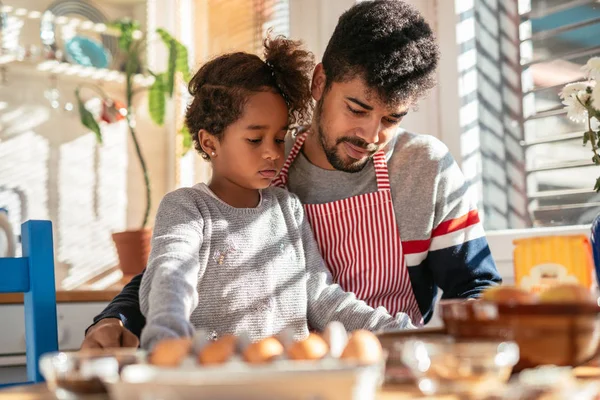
[433, 0, 595, 272]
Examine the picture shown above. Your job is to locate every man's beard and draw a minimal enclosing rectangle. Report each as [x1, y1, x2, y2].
[314, 99, 379, 173]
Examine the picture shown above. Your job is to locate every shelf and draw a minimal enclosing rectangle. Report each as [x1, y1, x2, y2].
[0, 57, 154, 88]
[0, 5, 143, 39]
[0, 4, 152, 88]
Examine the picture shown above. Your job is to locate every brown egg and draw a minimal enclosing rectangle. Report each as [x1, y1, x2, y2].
[243, 337, 284, 364]
[539, 283, 595, 304]
[149, 338, 192, 367]
[340, 330, 383, 365]
[480, 285, 538, 304]
[198, 334, 237, 365]
[287, 333, 329, 361]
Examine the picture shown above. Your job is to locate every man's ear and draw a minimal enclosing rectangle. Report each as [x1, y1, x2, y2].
[311, 63, 327, 102]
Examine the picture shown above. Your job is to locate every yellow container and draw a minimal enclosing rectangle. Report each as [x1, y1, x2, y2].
[513, 235, 594, 293]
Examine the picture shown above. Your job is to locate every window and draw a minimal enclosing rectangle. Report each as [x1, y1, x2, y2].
[520, 0, 600, 227]
[194, 0, 289, 58]
[448, 0, 600, 229]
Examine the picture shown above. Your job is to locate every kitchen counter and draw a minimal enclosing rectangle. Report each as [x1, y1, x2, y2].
[0, 290, 121, 304]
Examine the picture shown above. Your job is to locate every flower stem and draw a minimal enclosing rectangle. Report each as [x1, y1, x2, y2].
[587, 113, 600, 160]
[576, 94, 600, 160]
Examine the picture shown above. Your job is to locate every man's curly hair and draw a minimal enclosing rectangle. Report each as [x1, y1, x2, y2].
[322, 0, 439, 107]
[185, 36, 314, 160]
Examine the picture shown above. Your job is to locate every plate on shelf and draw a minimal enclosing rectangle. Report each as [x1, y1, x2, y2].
[64, 35, 111, 68]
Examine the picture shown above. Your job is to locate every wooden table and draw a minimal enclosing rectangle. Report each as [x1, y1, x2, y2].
[0, 382, 439, 399]
[4, 366, 600, 399]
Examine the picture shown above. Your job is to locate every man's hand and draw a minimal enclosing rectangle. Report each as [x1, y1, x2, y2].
[80, 318, 139, 349]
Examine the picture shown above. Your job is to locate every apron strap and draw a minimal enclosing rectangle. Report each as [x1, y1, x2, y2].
[273, 131, 309, 187]
[372, 151, 391, 191]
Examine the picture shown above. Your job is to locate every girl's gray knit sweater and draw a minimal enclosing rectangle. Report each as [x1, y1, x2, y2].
[139, 184, 413, 349]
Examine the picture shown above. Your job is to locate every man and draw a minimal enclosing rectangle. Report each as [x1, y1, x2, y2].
[82, 0, 501, 349]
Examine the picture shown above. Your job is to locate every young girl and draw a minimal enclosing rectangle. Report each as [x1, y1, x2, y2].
[139, 36, 413, 350]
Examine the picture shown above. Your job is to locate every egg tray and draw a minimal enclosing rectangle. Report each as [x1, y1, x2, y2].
[104, 322, 386, 400]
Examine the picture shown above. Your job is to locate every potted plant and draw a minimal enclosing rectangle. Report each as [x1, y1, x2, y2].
[75, 19, 191, 276]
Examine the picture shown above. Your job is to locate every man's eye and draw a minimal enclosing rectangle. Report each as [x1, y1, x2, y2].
[247, 138, 261, 143]
[347, 105, 366, 115]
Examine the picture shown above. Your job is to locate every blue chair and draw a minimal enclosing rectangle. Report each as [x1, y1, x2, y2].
[0, 220, 58, 385]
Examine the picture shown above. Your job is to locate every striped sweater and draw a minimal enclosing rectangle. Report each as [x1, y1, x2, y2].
[284, 130, 502, 323]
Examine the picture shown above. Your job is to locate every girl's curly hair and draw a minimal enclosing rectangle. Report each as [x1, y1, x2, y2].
[185, 35, 315, 160]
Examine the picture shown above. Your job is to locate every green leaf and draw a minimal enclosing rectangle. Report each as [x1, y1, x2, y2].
[180, 125, 193, 155]
[110, 19, 141, 52]
[584, 131, 591, 145]
[156, 28, 191, 84]
[148, 74, 166, 126]
[165, 40, 177, 96]
[75, 90, 102, 143]
[593, 154, 600, 165]
[156, 28, 177, 96]
[594, 177, 600, 192]
[175, 40, 191, 82]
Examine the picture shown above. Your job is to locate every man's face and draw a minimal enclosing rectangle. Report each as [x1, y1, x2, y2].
[311, 65, 410, 173]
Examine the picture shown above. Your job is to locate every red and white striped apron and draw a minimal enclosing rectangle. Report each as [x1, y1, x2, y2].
[272, 131, 423, 325]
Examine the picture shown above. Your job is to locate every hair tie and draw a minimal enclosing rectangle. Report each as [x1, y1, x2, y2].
[265, 60, 276, 78]
[265, 61, 290, 106]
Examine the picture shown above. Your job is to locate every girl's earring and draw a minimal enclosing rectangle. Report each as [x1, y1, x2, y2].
[211, 152, 216, 157]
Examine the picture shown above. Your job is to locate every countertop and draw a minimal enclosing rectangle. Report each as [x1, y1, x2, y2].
[0, 290, 121, 304]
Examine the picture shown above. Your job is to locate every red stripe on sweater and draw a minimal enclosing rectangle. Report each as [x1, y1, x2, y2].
[432, 210, 480, 237]
[402, 239, 431, 254]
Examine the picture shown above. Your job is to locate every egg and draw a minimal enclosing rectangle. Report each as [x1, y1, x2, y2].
[198, 334, 238, 365]
[322, 321, 348, 358]
[149, 337, 192, 367]
[287, 333, 329, 361]
[243, 337, 284, 364]
[340, 330, 383, 365]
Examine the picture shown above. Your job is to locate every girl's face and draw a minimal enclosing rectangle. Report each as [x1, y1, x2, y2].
[209, 91, 289, 190]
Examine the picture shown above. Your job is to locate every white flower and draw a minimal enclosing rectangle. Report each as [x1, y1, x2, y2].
[559, 81, 594, 99]
[560, 80, 595, 123]
[583, 57, 600, 81]
[562, 90, 590, 123]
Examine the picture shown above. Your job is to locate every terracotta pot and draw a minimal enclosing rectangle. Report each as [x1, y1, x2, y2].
[112, 229, 152, 276]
